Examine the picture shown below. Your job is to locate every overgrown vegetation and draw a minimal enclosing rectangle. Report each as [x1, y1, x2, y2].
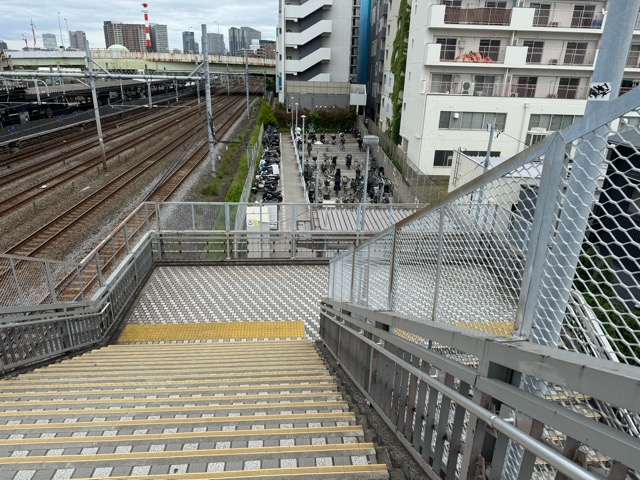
[390, 0, 411, 144]
[201, 104, 262, 201]
[576, 247, 640, 365]
[259, 100, 277, 127]
[272, 104, 357, 132]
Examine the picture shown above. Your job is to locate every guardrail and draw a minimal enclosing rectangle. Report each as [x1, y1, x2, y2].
[327, 72, 640, 478]
[0, 202, 418, 375]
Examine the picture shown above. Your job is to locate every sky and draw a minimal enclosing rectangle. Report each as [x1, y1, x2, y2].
[0, 0, 278, 52]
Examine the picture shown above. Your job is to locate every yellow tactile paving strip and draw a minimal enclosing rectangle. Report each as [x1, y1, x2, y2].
[118, 321, 305, 342]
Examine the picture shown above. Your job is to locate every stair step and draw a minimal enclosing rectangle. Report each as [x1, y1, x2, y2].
[0, 374, 334, 390]
[0, 443, 377, 467]
[0, 382, 338, 398]
[0, 411, 356, 433]
[25, 464, 390, 479]
[0, 426, 365, 448]
[0, 392, 343, 408]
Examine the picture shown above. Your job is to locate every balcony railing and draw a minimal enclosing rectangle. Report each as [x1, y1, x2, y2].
[425, 81, 589, 100]
[441, 47, 506, 64]
[529, 4, 604, 29]
[525, 47, 597, 66]
[444, 6, 512, 26]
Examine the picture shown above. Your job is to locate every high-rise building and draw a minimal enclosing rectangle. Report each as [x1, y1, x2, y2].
[228, 27, 241, 56]
[203, 33, 225, 55]
[103, 21, 146, 52]
[42, 33, 58, 50]
[0, 40, 9, 51]
[150, 23, 169, 52]
[68, 31, 87, 50]
[182, 31, 196, 54]
[395, 0, 640, 179]
[276, 1, 363, 108]
[241, 27, 261, 52]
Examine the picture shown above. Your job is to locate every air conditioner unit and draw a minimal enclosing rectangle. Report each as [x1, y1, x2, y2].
[461, 81, 474, 94]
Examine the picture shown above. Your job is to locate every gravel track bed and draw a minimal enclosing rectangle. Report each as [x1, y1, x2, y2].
[0, 97, 241, 261]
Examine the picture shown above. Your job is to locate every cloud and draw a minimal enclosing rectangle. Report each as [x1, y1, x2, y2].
[0, 0, 277, 50]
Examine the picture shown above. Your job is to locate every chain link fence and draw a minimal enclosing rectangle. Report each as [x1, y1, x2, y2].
[328, 86, 640, 478]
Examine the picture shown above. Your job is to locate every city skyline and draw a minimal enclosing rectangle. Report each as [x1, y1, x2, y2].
[0, 0, 276, 52]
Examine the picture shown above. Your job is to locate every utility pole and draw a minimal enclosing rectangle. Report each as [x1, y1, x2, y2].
[244, 49, 250, 113]
[85, 40, 107, 171]
[202, 24, 217, 174]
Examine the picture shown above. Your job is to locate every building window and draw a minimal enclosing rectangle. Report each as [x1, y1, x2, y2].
[523, 40, 543, 64]
[474, 75, 496, 96]
[528, 114, 580, 131]
[485, 1, 507, 8]
[530, 3, 551, 26]
[627, 45, 640, 67]
[431, 73, 453, 93]
[434, 150, 454, 167]
[479, 39, 500, 62]
[442, 0, 462, 5]
[571, 4, 596, 28]
[557, 77, 581, 99]
[620, 79, 640, 96]
[516, 77, 538, 97]
[436, 38, 457, 60]
[564, 42, 588, 65]
[439, 111, 507, 130]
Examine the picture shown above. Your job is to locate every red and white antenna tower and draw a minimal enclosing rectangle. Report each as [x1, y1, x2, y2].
[141, 3, 152, 51]
[30, 19, 37, 49]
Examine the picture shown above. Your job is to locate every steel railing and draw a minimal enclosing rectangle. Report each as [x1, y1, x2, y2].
[326, 83, 640, 477]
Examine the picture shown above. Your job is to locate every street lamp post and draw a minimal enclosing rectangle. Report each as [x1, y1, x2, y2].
[301, 114, 306, 173]
[359, 135, 379, 234]
[295, 103, 299, 132]
[57, 12, 65, 49]
[314, 140, 323, 203]
[290, 97, 294, 128]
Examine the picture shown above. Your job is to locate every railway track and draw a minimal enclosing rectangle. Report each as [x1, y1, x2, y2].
[0, 85, 259, 216]
[5, 90, 259, 259]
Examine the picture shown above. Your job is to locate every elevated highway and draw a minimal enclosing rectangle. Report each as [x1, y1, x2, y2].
[0, 49, 275, 76]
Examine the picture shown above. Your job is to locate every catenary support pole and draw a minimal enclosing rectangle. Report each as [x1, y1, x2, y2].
[85, 40, 107, 171]
[202, 24, 216, 174]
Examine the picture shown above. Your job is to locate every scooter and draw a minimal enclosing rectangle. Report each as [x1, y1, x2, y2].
[263, 190, 283, 202]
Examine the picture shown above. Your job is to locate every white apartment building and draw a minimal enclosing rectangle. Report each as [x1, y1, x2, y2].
[276, 0, 365, 110]
[399, 0, 640, 178]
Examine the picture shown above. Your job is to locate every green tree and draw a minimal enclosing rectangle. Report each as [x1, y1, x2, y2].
[576, 247, 640, 365]
[259, 101, 277, 127]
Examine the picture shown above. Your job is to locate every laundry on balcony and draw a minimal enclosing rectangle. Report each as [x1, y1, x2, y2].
[454, 51, 495, 63]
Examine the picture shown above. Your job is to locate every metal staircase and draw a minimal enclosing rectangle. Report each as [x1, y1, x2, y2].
[0, 340, 389, 479]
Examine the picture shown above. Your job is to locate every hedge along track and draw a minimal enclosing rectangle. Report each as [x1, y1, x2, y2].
[4, 94, 248, 259]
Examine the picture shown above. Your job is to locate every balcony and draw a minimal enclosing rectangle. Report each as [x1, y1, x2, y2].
[285, 20, 332, 47]
[428, 3, 605, 32]
[284, 0, 333, 21]
[525, 47, 597, 67]
[424, 43, 506, 66]
[424, 80, 589, 100]
[521, 4, 604, 31]
[444, 6, 512, 26]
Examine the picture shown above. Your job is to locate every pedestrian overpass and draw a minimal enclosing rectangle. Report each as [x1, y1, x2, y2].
[2, 77, 640, 478]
